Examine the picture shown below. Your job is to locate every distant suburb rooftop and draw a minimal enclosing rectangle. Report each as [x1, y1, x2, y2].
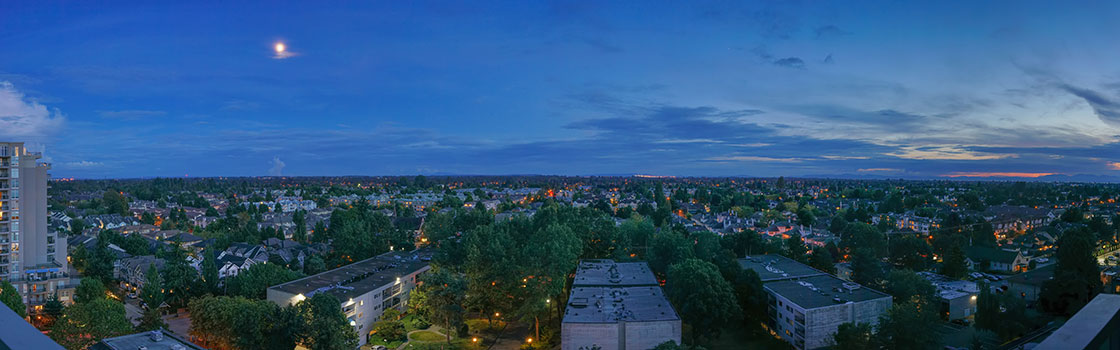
[563, 286, 679, 324]
[572, 259, 659, 287]
[764, 275, 892, 310]
[739, 254, 827, 282]
[269, 248, 432, 302]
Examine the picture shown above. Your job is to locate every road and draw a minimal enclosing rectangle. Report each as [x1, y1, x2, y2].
[123, 297, 142, 326]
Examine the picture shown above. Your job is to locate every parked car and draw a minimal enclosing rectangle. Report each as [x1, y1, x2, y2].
[127, 293, 137, 299]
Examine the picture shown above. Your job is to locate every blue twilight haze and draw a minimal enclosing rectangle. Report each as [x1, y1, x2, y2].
[2, 1, 1120, 179]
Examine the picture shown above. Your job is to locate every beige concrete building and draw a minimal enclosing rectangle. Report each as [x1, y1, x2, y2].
[0, 142, 72, 309]
[561, 260, 681, 350]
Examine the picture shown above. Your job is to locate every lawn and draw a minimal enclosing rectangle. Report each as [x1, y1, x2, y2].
[367, 338, 405, 349]
[465, 318, 506, 333]
[409, 330, 447, 342]
[703, 325, 793, 350]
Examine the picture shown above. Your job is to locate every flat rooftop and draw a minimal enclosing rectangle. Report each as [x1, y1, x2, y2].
[90, 330, 203, 350]
[269, 249, 432, 301]
[0, 303, 63, 350]
[1037, 294, 1120, 350]
[563, 286, 679, 324]
[739, 254, 826, 282]
[765, 275, 891, 310]
[572, 259, 658, 287]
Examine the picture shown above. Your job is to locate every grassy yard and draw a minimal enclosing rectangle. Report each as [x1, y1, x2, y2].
[409, 330, 448, 342]
[703, 325, 793, 350]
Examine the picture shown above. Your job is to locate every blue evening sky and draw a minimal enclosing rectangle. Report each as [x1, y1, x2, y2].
[2, 1, 1120, 178]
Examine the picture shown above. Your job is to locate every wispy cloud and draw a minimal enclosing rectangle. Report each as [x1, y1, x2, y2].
[62, 160, 103, 168]
[859, 168, 901, 172]
[886, 146, 1016, 161]
[1060, 84, 1120, 126]
[814, 25, 851, 39]
[654, 138, 724, 144]
[98, 109, 166, 119]
[773, 57, 805, 69]
[705, 155, 805, 162]
[0, 82, 65, 138]
[269, 156, 285, 176]
[941, 172, 1057, 178]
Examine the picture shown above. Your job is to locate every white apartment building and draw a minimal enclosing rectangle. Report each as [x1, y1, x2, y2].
[267, 249, 431, 346]
[0, 142, 73, 308]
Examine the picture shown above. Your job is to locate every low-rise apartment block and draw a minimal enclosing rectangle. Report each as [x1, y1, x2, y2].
[561, 259, 681, 350]
[267, 249, 431, 346]
[740, 254, 891, 350]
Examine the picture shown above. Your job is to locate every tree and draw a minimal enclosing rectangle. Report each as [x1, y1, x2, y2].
[1041, 227, 1102, 316]
[842, 223, 887, 258]
[622, 214, 654, 258]
[785, 232, 808, 263]
[74, 277, 106, 304]
[975, 282, 1000, 333]
[303, 255, 327, 275]
[292, 210, 307, 243]
[418, 268, 467, 344]
[888, 235, 932, 271]
[463, 225, 515, 327]
[797, 207, 816, 227]
[311, 221, 328, 242]
[884, 269, 936, 305]
[300, 293, 359, 350]
[727, 266, 768, 328]
[940, 245, 968, 279]
[189, 295, 303, 350]
[41, 293, 65, 328]
[665, 259, 740, 343]
[140, 264, 165, 313]
[874, 302, 942, 350]
[137, 306, 168, 331]
[649, 231, 695, 275]
[101, 190, 130, 216]
[370, 312, 407, 343]
[202, 249, 220, 294]
[850, 248, 885, 287]
[0, 280, 26, 318]
[831, 322, 875, 350]
[50, 298, 133, 350]
[809, 247, 837, 274]
[226, 263, 304, 299]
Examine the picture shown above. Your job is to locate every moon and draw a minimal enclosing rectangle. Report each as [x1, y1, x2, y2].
[274, 42, 286, 54]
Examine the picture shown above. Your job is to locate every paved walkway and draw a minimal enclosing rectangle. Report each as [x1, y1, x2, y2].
[489, 322, 530, 350]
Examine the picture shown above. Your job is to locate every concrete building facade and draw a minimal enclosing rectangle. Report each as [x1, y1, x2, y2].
[766, 275, 892, 350]
[0, 142, 72, 308]
[561, 260, 681, 350]
[739, 255, 891, 350]
[267, 249, 431, 346]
